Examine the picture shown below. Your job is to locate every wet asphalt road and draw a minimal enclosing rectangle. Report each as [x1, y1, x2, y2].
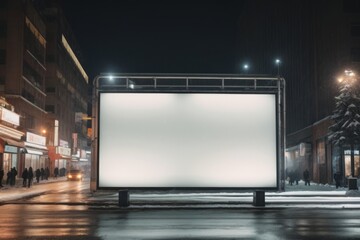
[0, 181, 360, 239]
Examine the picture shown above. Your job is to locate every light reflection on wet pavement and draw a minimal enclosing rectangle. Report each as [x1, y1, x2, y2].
[1, 181, 360, 239]
[1, 204, 360, 239]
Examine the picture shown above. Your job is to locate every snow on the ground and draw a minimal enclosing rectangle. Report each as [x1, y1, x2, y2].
[346, 190, 360, 197]
[284, 180, 347, 191]
[89, 180, 354, 201]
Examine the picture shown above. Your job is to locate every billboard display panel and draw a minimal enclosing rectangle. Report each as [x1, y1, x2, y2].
[98, 93, 277, 188]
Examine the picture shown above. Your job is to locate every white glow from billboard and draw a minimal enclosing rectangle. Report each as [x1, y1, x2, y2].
[98, 93, 277, 188]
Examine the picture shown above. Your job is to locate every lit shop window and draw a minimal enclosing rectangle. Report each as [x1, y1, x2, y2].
[317, 140, 325, 164]
[344, 150, 360, 177]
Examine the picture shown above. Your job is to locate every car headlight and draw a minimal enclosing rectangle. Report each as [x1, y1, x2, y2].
[77, 174, 81, 178]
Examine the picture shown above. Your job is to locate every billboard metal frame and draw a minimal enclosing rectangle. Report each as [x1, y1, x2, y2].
[90, 73, 286, 192]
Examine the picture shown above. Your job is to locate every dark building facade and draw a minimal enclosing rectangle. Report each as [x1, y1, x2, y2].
[0, 0, 89, 180]
[39, 2, 89, 174]
[237, 0, 360, 184]
[0, 0, 48, 175]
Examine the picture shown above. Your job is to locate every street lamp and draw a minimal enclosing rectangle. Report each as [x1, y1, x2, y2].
[243, 64, 249, 73]
[345, 69, 355, 77]
[338, 69, 356, 84]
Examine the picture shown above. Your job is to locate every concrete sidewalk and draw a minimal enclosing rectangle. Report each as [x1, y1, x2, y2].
[85, 181, 360, 208]
[1, 178, 360, 208]
[0, 177, 67, 203]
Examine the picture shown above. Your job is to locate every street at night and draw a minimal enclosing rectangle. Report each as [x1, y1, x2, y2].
[1, 1, 360, 239]
[1, 180, 360, 239]
[2, 204, 360, 240]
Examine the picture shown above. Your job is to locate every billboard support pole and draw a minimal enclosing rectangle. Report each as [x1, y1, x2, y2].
[118, 190, 130, 207]
[253, 191, 265, 206]
[90, 76, 100, 192]
[278, 77, 286, 192]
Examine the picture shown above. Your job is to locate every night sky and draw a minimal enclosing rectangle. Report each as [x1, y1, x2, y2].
[61, 0, 244, 80]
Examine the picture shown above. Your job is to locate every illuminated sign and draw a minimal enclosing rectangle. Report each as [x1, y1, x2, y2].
[57, 146, 71, 156]
[26, 132, 46, 146]
[98, 93, 278, 189]
[5, 145, 17, 153]
[0, 107, 20, 126]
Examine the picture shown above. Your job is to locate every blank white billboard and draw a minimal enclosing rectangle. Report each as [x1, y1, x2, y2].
[98, 93, 277, 188]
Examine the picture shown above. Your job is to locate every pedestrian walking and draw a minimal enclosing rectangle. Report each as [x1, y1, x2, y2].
[28, 167, 33, 188]
[334, 171, 342, 189]
[6, 170, 11, 185]
[54, 167, 59, 178]
[45, 167, 50, 180]
[288, 170, 294, 186]
[294, 171, 300, 185]
[0, 168, 4, 187]
[11, 167, 17, 186]
[40, 168, 45, 180]
[60, 167, 66, 177]
[35, 169, 41, 183]
[22, 168, 28, 187]
[303, 169, 310, 186]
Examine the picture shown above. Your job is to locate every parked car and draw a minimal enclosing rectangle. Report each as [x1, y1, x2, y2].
[67, 169, 83, 181]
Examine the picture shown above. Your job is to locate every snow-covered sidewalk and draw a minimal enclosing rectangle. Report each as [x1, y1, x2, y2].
[86, 180, 360, 208]
[2, 178, 360, 208]
[0, 177, 67, 203]
[86, 190, 360, 209]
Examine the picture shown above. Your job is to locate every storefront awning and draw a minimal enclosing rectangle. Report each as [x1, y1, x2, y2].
[24, 142, 47, 150]
[23, 147, 45, 155]
[0, 137, 24, 148]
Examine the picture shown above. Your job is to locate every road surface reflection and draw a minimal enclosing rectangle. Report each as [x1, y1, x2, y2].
[1, 180, 360, 239]
[1, 204, 360, 239]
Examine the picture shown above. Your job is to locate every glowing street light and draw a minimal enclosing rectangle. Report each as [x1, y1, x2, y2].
[338, 69, 356, 84]
[345, 69, 355, 77]
[242, 64, 249, 73]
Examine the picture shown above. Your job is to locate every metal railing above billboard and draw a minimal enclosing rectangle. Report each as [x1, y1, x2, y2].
[93, 73, 284, 93]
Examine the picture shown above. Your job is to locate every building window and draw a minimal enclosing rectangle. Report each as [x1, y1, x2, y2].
[0, 49, 5, 64]
[24, 18, 45, 65]
[317, 140, 326, 164]
[0, 21, 6, 38]
[0, 0, 7, 9]
[22, 89, 35, 104]
[46, 87, 55, 93]
[46, 54, 55, 63]
[351, 47, 360, 62]
[344, 149, 360, 177]
[343, 0, 360, 13]
[25, 154, 39, 170]
[45, 105, 55, 113]
[22, 62, 42, 88]
[25, 115, 34, 129]
[351, 23, 360, 37]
